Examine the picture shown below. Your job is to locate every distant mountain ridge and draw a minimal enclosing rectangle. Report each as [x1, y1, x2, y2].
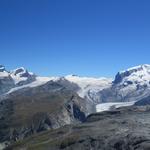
[0, 65, 112, 105]
[2, 64, 150, 104]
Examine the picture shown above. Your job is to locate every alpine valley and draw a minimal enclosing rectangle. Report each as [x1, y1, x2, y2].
[0, 64, 150, 150]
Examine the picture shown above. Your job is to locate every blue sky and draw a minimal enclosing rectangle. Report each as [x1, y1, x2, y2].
[0, 0, 150, 77]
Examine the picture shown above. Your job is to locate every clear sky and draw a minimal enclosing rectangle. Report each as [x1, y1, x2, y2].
[0, 0, 150, 77]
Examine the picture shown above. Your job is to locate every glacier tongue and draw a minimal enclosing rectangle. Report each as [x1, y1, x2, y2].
[96, 101, 136, 112]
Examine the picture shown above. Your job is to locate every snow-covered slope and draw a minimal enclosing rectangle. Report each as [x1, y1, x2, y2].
[65, 75, 112, 104]
[6, 76, 61, 94]
[101, 64, 150, 103]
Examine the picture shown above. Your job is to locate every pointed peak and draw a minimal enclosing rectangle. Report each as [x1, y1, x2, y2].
[114, 64, 150, 84]
[11, 67, 27, 76]
[120, 64, 150, 74]
[11, 67, 35, 78]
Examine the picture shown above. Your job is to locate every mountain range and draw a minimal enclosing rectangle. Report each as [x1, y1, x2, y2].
[1, 64, 150, 149]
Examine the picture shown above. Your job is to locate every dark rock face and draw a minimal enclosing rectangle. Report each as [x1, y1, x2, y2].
[114, 71, 130, 84]
[6, 106, 150, 150]
[72, 103, 86, 122]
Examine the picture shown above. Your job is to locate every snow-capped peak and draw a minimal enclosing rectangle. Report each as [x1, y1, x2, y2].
[120, 64, 150, 74]
[114, 64, 150, 84]
[9, 67, 36, 85]
[10, 67, 34, 77]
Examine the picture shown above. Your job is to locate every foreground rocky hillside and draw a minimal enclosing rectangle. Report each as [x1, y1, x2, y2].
[6, 106, 150, 150]
[0, 79, 90, 149]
